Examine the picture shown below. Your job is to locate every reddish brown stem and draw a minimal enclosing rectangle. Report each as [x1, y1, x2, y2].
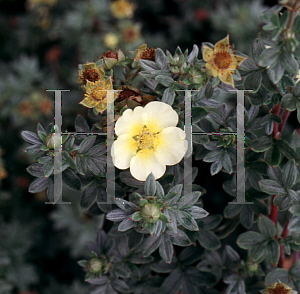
[272, 103, 281, 138]
[278, 109, 290, 134]
[279, 244, 285, 267]
[278, 220, 290, 268]
[281, 219, 289, 239]
[287, 9, 296, 30]
[270, 195, 278, 225]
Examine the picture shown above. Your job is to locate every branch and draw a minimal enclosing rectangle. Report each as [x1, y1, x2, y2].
[278, 109, 291, 133]
[272, 103, 281, 138]
[270, 195, 278, 225]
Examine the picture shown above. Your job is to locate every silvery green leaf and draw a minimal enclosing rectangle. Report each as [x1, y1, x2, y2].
[159, 234, 173, 263]
[142, 235, 162, 256]
[75, 115, 90, 133]
[144, 172, 156, 196]
[27, 163, 44, 177]
[118, 218, 135, 232]
[78, 136, 96, 154]
[162, 87, 176, 105]
[21, 130, 43, 145]
[166, 229, 191, 246]
[177, 191, 201, 209]
[43, 159, 54, 177]
[139, 59, 159, 71]
[175, 210, 199, 231]
[282, 159, 297, 189]
[210, 159, 222, 176]
[155, 48, 169, 70]
[237, 231, 266, 249]
[106, 209, 128, 222]
[165, 184, 183, 206]
[155, 75, 174, 87]
[265, 268, 289, 286]
[160, 268, 182, 294]
[114, 198, 136, 213]
[155, 181, 165, 198]
[184, 206, 208, 219]
[258, 215, 276, 239]
[259, 179, 285, 195]
[274, 194, 291, 210]
[80, 181, 97, 209]
[164, 208, 177, 233]
[186, 44, 199, 63]
[111, 279, 130, 293]
[29, 177, 50, 193]
[62, 168, 81, 191]
[197, 229, 221, 250]
[266, 239, 280, 265]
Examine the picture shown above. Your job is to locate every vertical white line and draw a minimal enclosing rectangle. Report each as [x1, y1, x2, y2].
[184, 90, 193, 197]
[229, 90, 252, 204]
[46, 90, 70, 204]
[104, 90, 115, 204]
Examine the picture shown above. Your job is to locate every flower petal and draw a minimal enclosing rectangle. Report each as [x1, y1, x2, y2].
[202, 46, 213, 62]
[206, 63, 218, 77]
[143, 102, 178, 132]
[95, 102, 107, 112]
[83, 63, 96, 69]
[154, 127, 186, 165]
[111, 134, 138, 169]
[80, 97, 97, 108]
[130, 149, 166, 181]
[215, 35, 230, 52]
[218, 71, 234, 87]
[230, 55, 248, 69]
[115, 107, 145, 137]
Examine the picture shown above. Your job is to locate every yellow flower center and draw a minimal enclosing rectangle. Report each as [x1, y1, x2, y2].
[213, 51, 232, 70]
[139, 131, 155, 148]
[91, 87, 107, 101]
[133, 126, 159, 151]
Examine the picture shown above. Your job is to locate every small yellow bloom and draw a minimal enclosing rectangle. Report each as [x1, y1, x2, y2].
[202, 35, 247, 87]
[80, 77, 115, 113]
[104, 33, 119, 49]
[111, 0, 136, 19]
[111, 102, 187, 181]
[77, 62, 105, 86]
[134, 43, 156, 62]
[260, 279, 296, 294]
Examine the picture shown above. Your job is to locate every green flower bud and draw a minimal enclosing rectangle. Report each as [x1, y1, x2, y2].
[246, 260, 258, 273]
[285, 37, 298, 53]
[188, 68, 206, 85]
[45, 134, 55, 149]
[88, 258, 103, 274]
[140, 203, 161, 223]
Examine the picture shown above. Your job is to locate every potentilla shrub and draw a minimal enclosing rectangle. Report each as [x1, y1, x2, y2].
[21, 1, 300, 293]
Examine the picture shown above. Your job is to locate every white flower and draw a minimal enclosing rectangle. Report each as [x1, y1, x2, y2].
[111, 101, 187, 181]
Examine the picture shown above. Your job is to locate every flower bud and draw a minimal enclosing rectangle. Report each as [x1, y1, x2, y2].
[45, 134, 55, 149]
[88, 258, 103, 274]
[140, 203, 161, 223]
[285, 37, 298, 53]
